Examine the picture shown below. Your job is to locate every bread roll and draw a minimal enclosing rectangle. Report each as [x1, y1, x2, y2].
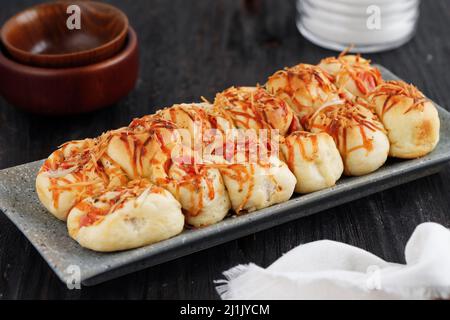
[281, 131, 343, 193]
[155, 103, 216, 148]
[219, 155, 296, 213]
[100, 155, 129, 189]
[146, 136, 231, 227]
[266, 64, 338, 125]
[308, 99, 389, 176]
[319, 54, 382, 97]
[128, 115, 231, 227]
[36, 139, 126, 221]
[105, 118, 182, 180]
[214, 86, 296, 136]
[166, 163, 231, 227]
[67, 179, 184, 252]
[106, 130, 151, 179]
[368, 80, 440, 158]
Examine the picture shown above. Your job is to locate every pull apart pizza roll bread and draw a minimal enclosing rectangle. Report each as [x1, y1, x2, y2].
[106, 116, 194, 178]
[203, 100, 296, 212]
[36, 139, 128, 221]
[67, 179, 184, 252]
[128, 115, 231, 227]
[213, 86, 343, 194]
[319, 54, 382, 98]
[367, 80, 440, 158]
[105, 130, 149, 179]
[307, 99, 390, 176]
[156, 101, 293, 219]
[266, 63, 339, 126]
[215, 132, 296, 214]
[155, 102, 237, 162]
[281, 131, 343, 193]
[100, 154, 130, 189]
[219, 156, 296, 213]
[213, 86, 297, 136]
[165, 161, 231, 227]
[156, 102, 296, 214]
[155, 103, 217, 149]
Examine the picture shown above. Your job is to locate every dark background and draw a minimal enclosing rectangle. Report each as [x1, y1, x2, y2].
[0, 0, 449, 299]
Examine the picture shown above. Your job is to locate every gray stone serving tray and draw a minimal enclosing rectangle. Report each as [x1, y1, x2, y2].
[1, 66, 449, 286]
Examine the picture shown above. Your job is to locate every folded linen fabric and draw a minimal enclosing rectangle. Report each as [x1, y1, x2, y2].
[216, 222, 450, 300]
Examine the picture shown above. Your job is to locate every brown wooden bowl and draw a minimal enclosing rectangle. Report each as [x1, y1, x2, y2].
[0, 27, 139, 115]
[0, 1, 128, 68]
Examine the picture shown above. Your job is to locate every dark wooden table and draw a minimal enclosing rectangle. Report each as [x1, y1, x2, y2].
[0, 0, 449, 299]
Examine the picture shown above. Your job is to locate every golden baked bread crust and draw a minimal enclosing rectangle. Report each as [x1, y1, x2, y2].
[368, 80, 440, 158]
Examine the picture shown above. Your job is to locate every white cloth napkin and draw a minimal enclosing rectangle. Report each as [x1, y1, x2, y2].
[215, 222, 450, 300]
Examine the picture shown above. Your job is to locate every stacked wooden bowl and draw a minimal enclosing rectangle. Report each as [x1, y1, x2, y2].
[0, 1, 139, 115]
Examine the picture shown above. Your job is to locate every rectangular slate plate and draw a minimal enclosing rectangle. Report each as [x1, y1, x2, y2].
[1, 66, 450, 286]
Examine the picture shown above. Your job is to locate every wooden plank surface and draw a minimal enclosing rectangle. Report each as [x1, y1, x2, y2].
[0, 0, 449, 299]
